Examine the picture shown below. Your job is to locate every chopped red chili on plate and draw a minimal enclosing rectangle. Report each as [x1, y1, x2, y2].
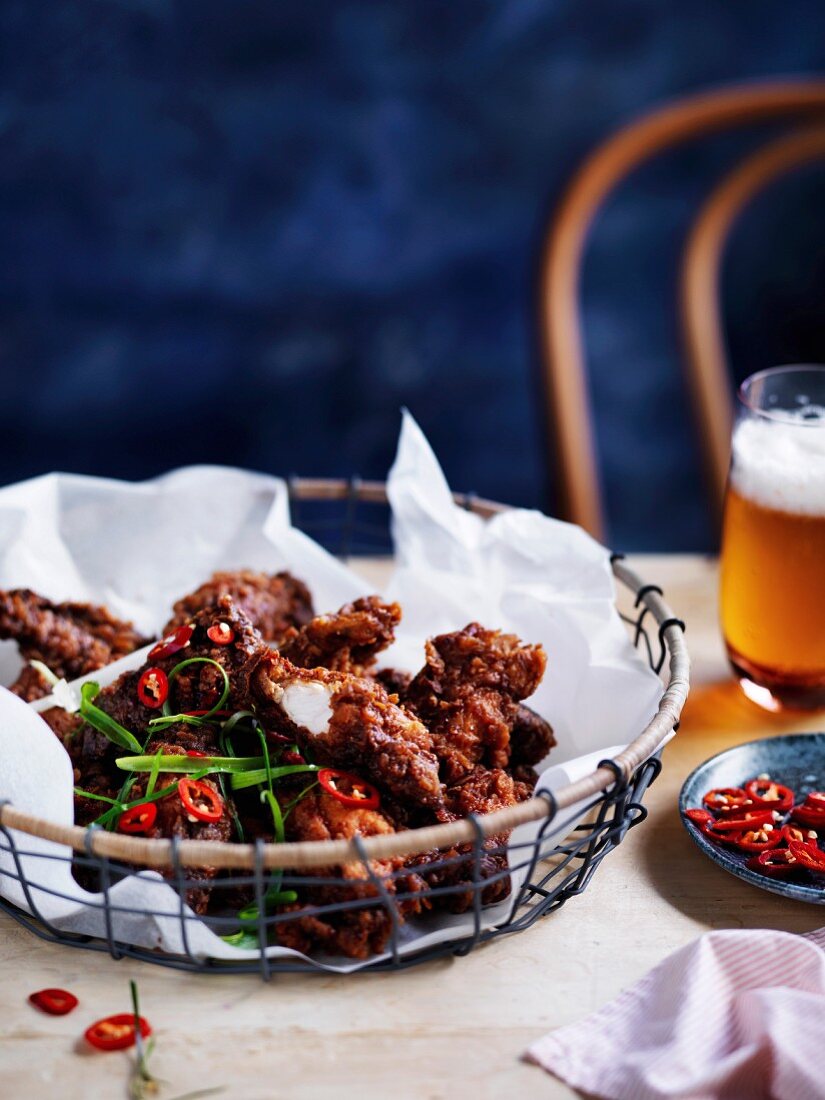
[744, 778, 794, 813]
[701, 787, 752, 815]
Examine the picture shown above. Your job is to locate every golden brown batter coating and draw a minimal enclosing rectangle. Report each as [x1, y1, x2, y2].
[280, 595, 401, 676]
[0, 589, 148, 701]
[254, 654, 443, 809]
[163, 570, 313, 644]
[408, 765, 533, 913]
[405, 623, 547, 784]
[274, 788, 426, 959]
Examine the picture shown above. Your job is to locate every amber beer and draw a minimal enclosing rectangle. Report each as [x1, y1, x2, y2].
[720, 367, 825, 709]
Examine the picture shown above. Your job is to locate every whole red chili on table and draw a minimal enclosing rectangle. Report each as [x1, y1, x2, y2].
[178, 777, 224, 823]
[28, 988, 78, 1016]
[137, 666, 168, 709]
[318, 768, 381, 810]
[85, 1012, 151, 1052]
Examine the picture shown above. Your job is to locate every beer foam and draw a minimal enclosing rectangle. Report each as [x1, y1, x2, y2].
[730, 410, 825, 516]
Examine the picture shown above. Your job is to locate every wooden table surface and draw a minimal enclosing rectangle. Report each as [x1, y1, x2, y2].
[3, 554, 824, 1100]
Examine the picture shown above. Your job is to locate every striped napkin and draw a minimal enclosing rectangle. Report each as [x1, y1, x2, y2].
[526, 926, 825, 1100]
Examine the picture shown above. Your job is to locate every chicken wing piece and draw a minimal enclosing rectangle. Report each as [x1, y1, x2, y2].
[0, 589, 149, 701]
[163, 570, 313, 645]
[404, 623, 547, 783]
[407, 765, 533, 913]
[280, 595, 401, 675]
[254, 654, 443, 809]
[274, 787, 426, 959]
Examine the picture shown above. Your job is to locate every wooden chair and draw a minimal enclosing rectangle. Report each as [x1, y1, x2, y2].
[538, 80, 825, 542]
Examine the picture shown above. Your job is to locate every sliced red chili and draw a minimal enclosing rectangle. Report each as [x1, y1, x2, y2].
[706, 810, 776, 833]
[791, 804, 825, 828]
[137, 666, 168, 709]
[207, 621, 235, 646]
[702, 787, 752, 814]
[788, 839, 825, 873]
[186, 750, 207, 757]
[744, 778, 794, 813]
[803, 791, 825, 810]
[178, 778, 223, 823]
[318, 768, 380, 810]
[782, 823, 816, 846]
[29, 988, 78, 1016]
[702, 821, 745, 845]
[148, 624, 193, 662]
[746, 848, 799, 878]
[282, 750, 306, 766]
[85, 1012, 151, 1052]
[734, 826, 782, 853]
[118, 802, 158, 835]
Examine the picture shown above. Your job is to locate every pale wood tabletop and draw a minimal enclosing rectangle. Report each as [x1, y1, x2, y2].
[2, 554, 823, 1100]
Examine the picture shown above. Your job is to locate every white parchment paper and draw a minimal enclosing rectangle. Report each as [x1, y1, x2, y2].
[0, 414, 663, 972]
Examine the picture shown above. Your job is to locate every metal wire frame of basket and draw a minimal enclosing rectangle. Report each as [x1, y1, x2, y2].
[0, 478, 690, 976]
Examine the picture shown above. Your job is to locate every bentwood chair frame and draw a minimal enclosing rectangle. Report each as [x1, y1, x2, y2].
[539, 79, 825, 541]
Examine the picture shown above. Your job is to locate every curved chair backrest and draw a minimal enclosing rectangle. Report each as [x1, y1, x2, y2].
[680, 124, 825, 517]
[538, 80, 825, 541]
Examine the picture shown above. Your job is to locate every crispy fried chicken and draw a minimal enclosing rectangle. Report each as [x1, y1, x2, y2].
[163, 570, 313, 644]
[405, 623, 547, 784]
[280, 595, 400, 676]
[0, 589, 148, 701]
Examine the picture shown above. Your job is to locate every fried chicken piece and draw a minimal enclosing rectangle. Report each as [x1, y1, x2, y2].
[254, 653, 443, 808]
[163, 570, 313, 644]
[405, 623, 547, 784]
[280, 595, 401, 676]
[510, 704, 556, 771]
[0, 589, 149, 701]
[274, 788, 426, 959]
[408, 766, 533, 913]
[128, 735, 232, 914]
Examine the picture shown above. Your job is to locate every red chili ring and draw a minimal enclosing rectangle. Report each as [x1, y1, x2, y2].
[29, 988, 78, 1016]
[148, 624, 194, 662]
[318, 768, 381, 811]
[137, 666, 169, 709]
[85, 1013, 151, 1052]
[207, 622, 235, 646]
[118, 802, 158, 835]
[178, 778, 224, 823]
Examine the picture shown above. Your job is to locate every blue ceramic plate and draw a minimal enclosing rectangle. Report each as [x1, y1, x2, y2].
[680, 733, 825, 904]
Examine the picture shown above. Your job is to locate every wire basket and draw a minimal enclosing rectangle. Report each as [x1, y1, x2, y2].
[0, 479, 689, 976]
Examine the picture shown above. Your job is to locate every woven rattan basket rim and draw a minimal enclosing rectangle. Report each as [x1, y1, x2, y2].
[0, 478, 690, 870]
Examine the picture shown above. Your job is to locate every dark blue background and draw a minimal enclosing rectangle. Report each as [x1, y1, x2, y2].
[2, 1, 824, 549]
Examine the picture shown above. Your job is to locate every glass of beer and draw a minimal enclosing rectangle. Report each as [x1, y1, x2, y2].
[720, 365, 825, 710]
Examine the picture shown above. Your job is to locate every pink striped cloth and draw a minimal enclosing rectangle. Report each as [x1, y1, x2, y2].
[526, 927, 825, 1099]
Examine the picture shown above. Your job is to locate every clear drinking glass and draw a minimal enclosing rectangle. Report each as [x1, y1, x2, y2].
[719, 365, 825, 711]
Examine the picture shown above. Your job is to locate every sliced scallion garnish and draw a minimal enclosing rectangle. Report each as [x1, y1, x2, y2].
[115, 753, 265, 775]
[230, 764, 319, 790]
[79, 682, 143, 754]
